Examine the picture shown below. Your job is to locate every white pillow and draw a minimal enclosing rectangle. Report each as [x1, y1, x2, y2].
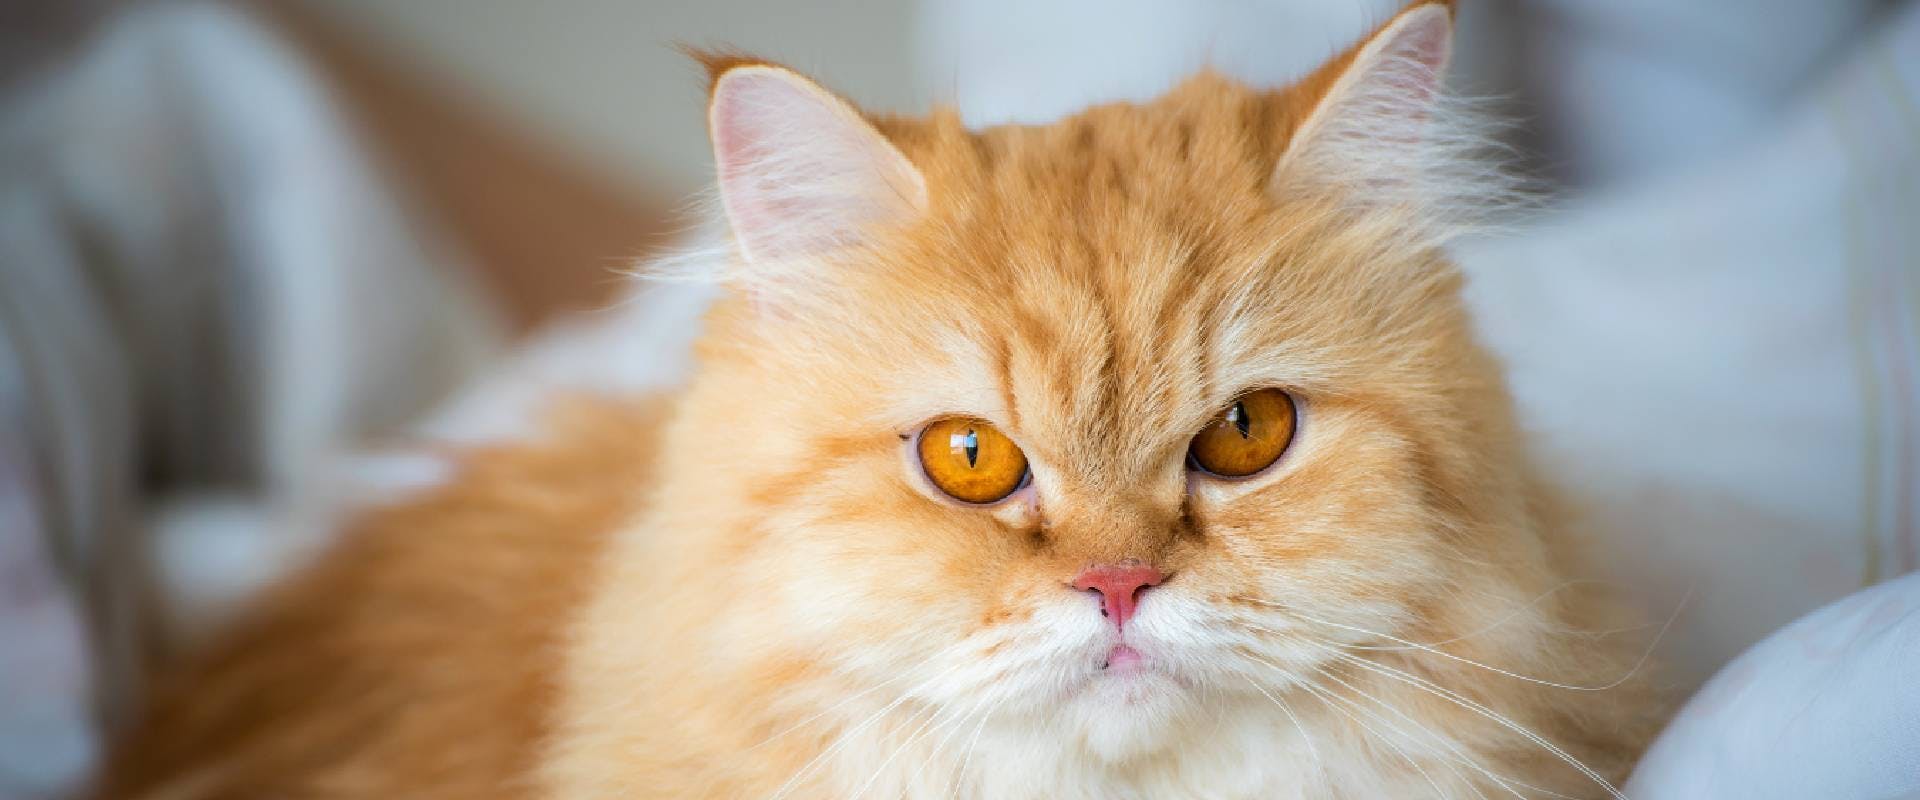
[1627, 571, 1920, 798]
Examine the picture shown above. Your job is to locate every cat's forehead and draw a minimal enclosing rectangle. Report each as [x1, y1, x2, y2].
[868, 74, 1339, 319]
[895, 74, 1313, 226]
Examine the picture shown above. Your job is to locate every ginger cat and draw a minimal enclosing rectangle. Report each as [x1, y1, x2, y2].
[100, 3, 1666, 797]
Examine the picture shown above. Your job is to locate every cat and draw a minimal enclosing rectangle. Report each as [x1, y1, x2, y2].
[98, 2, 1667, 797]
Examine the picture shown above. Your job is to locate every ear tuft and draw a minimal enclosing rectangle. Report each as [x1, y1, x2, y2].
[682, 46, 777, 95]
[705, 62, 927, 268]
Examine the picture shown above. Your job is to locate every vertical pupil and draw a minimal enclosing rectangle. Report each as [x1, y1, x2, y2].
[1229, 401, 1252, 438]
[952, 428, 980, 468]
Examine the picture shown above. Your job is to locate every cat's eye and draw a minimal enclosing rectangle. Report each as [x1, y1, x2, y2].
[1188, 388, 1297, 478]
[917, 418, 1029, 504]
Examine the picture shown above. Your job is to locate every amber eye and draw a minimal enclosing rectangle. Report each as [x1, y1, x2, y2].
[917, 418, 1029, 504]
[1189, 388, 1297, 478]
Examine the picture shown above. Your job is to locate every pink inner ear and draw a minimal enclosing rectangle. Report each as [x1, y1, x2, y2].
[1274, 3, 1451, 205]
[1373, 7, 1451, 116]
[709, 68, 925, 263]
[1279, 4, 1454, 174]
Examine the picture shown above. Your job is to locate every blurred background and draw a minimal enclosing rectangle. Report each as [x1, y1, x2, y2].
[2, 1, 1915, 797]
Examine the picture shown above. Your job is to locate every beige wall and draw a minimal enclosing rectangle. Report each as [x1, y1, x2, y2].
[298, 0, 923, 199]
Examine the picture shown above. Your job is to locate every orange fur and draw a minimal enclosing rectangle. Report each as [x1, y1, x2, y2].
[101, 3, 1666, 797]
[98, 399, 665, 800]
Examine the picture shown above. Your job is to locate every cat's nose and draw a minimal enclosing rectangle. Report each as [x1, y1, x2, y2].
[1071, 562, 1165, 630]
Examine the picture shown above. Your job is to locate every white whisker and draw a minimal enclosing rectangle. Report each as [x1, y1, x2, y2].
[1244, 647, 1506, 800]
[1303, 661, 1526, 800]
[1240, 675, 1323, 774]
[1324, 647, 1626, 800]
[901, 690, 994, 796]
[1246, 587, 1689, 693]
[767, 661, 968, 800]
[1347, 580, 1604, 652]
[745, 667, 920, 753]
[848, 700, 948, 799]
[1293, 676, 1450, 798]
[948, 690, 1012, 800]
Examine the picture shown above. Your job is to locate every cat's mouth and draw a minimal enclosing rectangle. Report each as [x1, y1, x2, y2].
[1098, 644, 1147, 675]
[1082, 641, 1185, 718]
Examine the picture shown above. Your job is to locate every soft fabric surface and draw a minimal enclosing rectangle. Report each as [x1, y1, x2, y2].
[0, 6, 500, 796]
[1628, 572, 1920, 798]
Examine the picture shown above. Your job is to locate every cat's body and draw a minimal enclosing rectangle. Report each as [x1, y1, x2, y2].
[101, 3, 1666, 798]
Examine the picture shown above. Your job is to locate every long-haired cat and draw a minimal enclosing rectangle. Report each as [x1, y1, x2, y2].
[99, 2, 1667, 797]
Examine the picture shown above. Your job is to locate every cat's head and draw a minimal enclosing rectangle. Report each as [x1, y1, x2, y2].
[639, 0, 1540, 762]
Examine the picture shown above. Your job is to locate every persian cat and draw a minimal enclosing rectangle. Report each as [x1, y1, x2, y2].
[102, 2, 1666, 797]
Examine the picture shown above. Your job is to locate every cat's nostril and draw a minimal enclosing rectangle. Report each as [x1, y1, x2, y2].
[1071, 563, 1165, 630]
[1078, 586, 1110, 616]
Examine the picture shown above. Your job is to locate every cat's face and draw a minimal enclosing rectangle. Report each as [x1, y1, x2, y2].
[646, 1, 1527, 763]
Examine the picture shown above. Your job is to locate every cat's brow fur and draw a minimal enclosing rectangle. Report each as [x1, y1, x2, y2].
[100, 3, 1666, 798]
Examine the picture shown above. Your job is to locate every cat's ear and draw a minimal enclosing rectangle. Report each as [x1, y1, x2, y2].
[1272, 1, 1456, 202]
[705, 59, 928, 265]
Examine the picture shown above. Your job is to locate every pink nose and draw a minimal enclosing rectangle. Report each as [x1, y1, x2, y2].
[1072, 563, 1165, 630]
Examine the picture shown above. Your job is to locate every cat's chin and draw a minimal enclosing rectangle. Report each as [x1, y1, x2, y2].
[1067, 663, 1191, 763]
